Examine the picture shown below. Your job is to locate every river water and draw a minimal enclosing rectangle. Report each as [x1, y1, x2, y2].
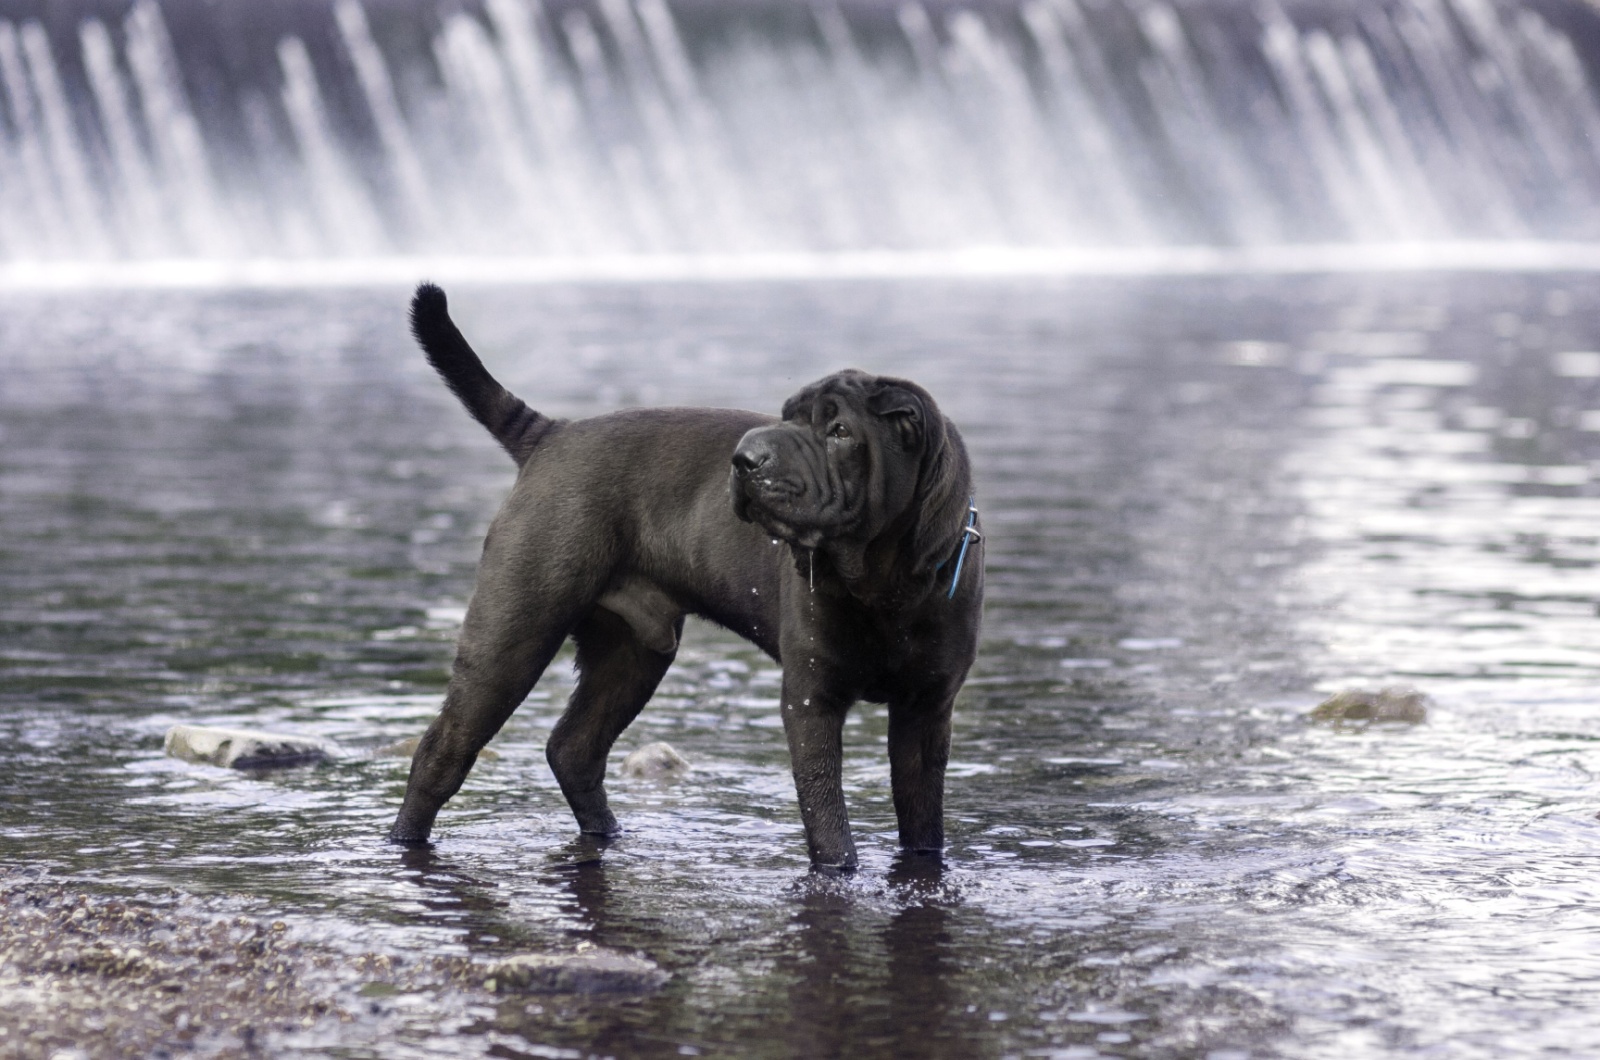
[3, 273, 1599, 1057]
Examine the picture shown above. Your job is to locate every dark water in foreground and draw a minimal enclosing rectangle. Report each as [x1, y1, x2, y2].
[3, 275, 1600, 1058]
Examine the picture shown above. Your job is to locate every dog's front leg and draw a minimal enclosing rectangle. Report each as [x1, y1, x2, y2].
[887, 684, 957, 855]
[780, 677, 857, 872]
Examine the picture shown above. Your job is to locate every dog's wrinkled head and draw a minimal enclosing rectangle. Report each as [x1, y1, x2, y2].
[731, 370, 969, 586]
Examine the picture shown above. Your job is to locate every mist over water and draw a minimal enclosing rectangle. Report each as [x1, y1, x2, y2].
[3, 0, 1600, 261]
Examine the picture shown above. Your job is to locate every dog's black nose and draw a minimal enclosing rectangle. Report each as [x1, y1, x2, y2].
[732, 441, 772, 475]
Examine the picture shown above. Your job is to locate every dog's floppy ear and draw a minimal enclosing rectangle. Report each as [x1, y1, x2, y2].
[867, 383, 926, 450]
[906, 425, 972, 579]
[869, 377, 972, 581]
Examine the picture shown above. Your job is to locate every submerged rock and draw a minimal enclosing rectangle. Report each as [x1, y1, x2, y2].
[1309, 687, 1431, 725]
[372, 735, 421, 758]
[372, 735, 497, 761]
[163, 725, 333, 769]
[619, 741, 690, 780]
[483, 946, 667, 994]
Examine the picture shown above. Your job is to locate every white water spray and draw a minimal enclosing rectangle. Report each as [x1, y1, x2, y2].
[0, 0, 1598, 263]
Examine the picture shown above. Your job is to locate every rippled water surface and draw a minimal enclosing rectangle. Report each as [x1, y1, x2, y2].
[4, 276, 1600, 1058]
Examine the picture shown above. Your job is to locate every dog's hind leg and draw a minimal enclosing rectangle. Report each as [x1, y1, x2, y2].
[547, 605, 681, 836]
[389, 635, 567, 845]
[389, 558, 585, 845]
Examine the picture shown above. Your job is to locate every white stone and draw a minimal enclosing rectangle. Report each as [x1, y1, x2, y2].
[619, 741, 690, 780]
[163, 725, 333, 769]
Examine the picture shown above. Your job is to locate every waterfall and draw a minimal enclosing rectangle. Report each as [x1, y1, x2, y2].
[2, 0, 1600, 264]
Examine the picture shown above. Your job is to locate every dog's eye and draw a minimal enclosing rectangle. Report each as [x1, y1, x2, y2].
[828, 422, 851, 440]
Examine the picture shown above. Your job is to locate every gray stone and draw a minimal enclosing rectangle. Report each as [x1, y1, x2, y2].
[1309, 687, 1431, 725]
[163, 725, 333, 769]
[372, 735, 422, 758]
[619, 741, 691, 780]
[483, 946, 666, 994]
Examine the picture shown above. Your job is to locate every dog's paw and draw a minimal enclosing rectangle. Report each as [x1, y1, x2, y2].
[385, 824, 433, 846]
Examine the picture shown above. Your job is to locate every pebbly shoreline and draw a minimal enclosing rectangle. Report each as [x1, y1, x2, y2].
[0, 869, 668, 1059]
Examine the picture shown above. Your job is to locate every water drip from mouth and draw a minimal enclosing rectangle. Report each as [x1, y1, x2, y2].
[809, 550, 814, 593]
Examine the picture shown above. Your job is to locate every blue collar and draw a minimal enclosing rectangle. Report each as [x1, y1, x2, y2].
[937, 498, 981, 599]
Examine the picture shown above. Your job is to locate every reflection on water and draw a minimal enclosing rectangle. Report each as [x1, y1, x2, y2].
[3, 276, 1600, 1056]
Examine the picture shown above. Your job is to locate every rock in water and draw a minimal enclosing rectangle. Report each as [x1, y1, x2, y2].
[1309, 687, 1431, 725]
[484, 946, 667, 994]
[164, 725, 333, 769]
[372, 735, 422, 758]
[619, 741, 690, 780]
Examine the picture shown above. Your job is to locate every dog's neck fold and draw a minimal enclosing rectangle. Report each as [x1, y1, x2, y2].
[810, 494, 970, 612]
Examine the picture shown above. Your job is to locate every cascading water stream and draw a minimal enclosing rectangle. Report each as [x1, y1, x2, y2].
[1, 0, 1599, 263]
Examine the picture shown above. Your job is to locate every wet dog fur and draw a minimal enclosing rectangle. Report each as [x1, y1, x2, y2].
[389, 284, 982, 871]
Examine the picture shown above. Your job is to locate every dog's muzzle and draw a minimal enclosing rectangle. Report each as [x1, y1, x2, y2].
[731, 430, 773, 524]
[731, 426, 808, 530]
[731, 433, 775, 478]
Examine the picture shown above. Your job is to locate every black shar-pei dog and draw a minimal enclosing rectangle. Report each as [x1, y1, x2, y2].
[389, 284, 983, 871]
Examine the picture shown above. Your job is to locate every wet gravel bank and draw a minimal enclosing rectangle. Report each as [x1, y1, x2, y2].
[0, 872, 476, 1058]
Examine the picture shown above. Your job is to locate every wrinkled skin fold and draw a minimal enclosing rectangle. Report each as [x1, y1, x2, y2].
[391, 284, 983, 872]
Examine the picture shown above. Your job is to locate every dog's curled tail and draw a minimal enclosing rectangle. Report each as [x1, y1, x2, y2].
[411, 283, 552, 467]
